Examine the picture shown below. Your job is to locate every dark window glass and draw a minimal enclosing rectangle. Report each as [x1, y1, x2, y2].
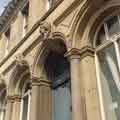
[96, 25, 106, 46]
[106, 16, 120, 38]
[98, 44, 120, 120]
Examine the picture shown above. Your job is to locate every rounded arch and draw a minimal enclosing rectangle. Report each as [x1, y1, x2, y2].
[33, 32, 68, 78]
[9, 60, 31, 95]
[70, 0, 120, 48]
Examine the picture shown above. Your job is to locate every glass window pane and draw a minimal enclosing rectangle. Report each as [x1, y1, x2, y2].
[52, 82, 71, 120]
[106, 16, 120, 38]
[22, 95, 29, 120]
[96, 25, 106, 46]
[98, 44, 120, 120]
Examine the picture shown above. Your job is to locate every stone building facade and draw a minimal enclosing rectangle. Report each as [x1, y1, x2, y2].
[0, 0, 119, 120]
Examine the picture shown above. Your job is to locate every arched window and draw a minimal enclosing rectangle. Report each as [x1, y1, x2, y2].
[0, 89, 6, 120]
[20, 82, 31, 120]
[95, 15, 120, 120]
[44, 40, 72, 120]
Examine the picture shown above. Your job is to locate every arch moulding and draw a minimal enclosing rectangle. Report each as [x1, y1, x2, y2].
[69, 0, 120, 49]
[32, 31, 68, 78]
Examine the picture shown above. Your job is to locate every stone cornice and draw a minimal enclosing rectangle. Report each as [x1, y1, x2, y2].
[65, 46, 95, 60]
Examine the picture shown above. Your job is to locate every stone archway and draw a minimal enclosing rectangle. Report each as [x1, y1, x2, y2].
[6, 57, 31, 120]
[30, 32, 71, 120]
[33, 32, 68, 77]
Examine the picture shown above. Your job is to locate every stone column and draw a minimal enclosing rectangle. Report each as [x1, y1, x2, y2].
[29, 0, 48, 29]
[79, 46, 101, 120]
[29, 76, 52, 120]
[65, 46, 101, 120]
[5, 96, 14, 120]
[65, 48, 86, 120]
[11, 95, 21, 120]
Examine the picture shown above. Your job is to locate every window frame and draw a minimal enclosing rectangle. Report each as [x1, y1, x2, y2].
[20, 87, 31, 120]
[95, 15, 120, 120]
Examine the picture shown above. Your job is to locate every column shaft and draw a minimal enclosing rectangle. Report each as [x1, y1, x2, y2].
[80, 55, 101, 120]
[66, 48, 86, 120]
[70, 56, 85, 120]
[5, 97, 14, 120]
[29, 78, 51, 120]
[11, 96, 21, 120]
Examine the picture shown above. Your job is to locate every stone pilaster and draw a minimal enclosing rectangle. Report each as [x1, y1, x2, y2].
[29, 75, 51, 120]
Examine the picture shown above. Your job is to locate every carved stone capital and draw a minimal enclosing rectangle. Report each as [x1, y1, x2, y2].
[65, 48, 81, 60]
[79, 46, 95, 59]
[7, 95, 21, 103]
[65, 46, 95, 60]
[31, 74, 51, 87]
[39, 21, 51, 39]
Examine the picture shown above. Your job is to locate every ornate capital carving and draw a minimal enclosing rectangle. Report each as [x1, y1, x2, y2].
[31, 74, 51, 87]
[14, 53, 27, 67]
[79, 46, 95, 59]
[7, 95, 21, 103]
[39, 21, 51, 39]
[65, 48, 81, 60]
[65, 46, 95, 60]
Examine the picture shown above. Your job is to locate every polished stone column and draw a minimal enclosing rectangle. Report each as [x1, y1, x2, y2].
[5, 96, 14, 120]
[65, 46, 101, 120]
[11, 95, 21, 120]
[65, 48, 85, 120]
[79, 46, 101, 120]
[29, 76, 52, 120]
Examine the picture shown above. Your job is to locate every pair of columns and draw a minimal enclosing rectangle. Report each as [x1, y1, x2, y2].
[65, 46, 101, 120]
[5, 46, 101, 120]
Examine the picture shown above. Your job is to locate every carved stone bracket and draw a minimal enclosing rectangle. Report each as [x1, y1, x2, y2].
[39, 21, 51, 39]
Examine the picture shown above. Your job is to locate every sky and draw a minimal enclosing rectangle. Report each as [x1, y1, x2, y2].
[0, 0, 11, 15]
